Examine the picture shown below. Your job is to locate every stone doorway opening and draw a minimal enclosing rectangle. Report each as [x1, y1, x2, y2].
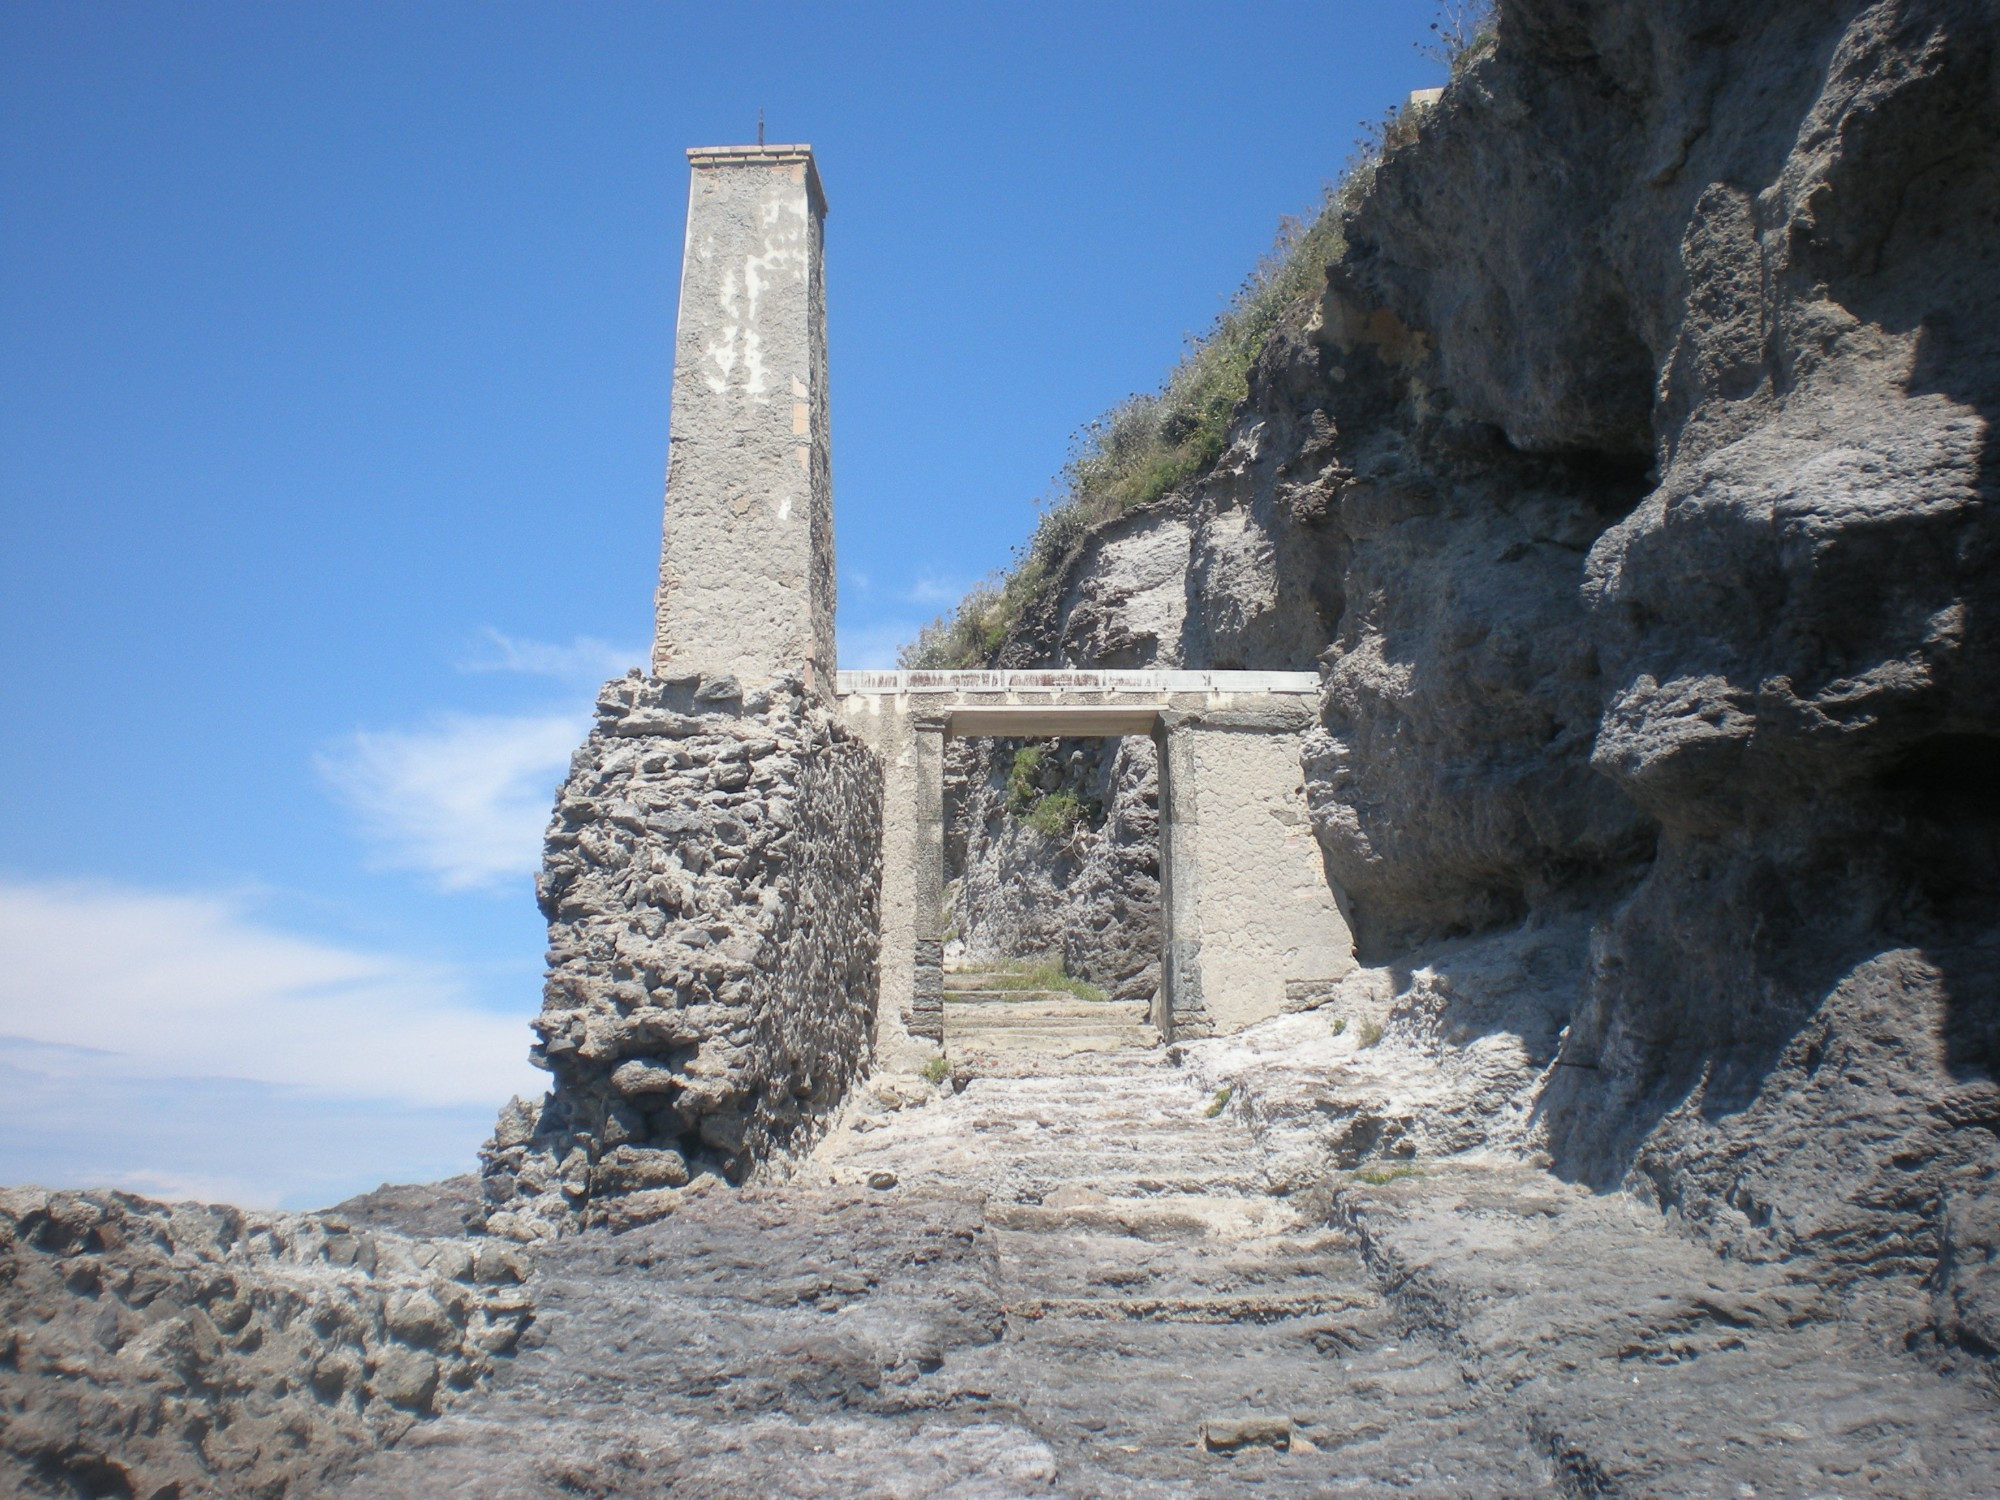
[831, 669, 1355, 1067]
[940, 731, 1162, 1079]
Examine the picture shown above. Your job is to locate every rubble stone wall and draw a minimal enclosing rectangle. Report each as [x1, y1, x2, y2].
[480, 670, 882, 1236]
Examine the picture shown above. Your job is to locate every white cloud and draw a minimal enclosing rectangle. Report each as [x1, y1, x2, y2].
[459, 628, 642, 683]
[904, 573, 966, 606]
[317, 711, 584, 890]
[0, 881, 540, 1111]
[838, 618, 929, 671]
[0, 1035, 508, 1210]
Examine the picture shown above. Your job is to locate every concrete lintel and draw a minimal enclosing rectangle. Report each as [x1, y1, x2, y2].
[834, 669, 1318, 696]
[1159, 704, 1316, 733]
[948, 705, 1163, 738]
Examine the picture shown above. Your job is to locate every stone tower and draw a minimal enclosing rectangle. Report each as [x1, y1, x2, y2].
[653, 144, 835, 693]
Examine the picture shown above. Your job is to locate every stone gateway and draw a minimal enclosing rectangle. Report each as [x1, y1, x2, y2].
[480, 145, 1356, 1229]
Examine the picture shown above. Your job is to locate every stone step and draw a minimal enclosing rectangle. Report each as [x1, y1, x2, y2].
[949, 1027, 1158, 1046]
[946, 998, 1148, 1016]
[948, 1053, 1176, 1079]
[947, 1022, 1157, 1042]
[941, 972, 1070, 989]
[978, 1166, 1275, 1197]
[949, 1041, 1162, 1063]
[940, 988, 1081, 1003]
[942, 990, 1140, 1007]
[984, 1196, 1304, 1240]
[1002, 1289, 1378, 1324]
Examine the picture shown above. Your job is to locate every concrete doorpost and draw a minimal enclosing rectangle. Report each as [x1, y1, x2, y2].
[1155, 720, 1210, 1040]
[1158, 708, 1357, 1036]
[908, 719, 947, 1042]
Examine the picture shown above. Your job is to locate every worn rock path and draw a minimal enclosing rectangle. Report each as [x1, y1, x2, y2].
[322, 996, 2000, 1497]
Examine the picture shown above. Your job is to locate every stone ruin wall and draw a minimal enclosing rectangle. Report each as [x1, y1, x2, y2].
[478, 669, 881, 1236]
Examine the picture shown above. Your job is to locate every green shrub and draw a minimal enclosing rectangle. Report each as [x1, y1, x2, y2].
[1002, 745, 1098, 840]
[1203, 1085, 1234, 1119]
[920, 1056, 950, 1085]
[1026, 790, 1088, 839]
[1329, 1016, 1348, 1037]
[1005, 745, 1046, 814]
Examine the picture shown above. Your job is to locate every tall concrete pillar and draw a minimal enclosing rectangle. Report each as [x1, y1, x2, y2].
[1155, 722, 1211, 1040]
[653, 144, 836, 694]
[907, 720, 948, 1042]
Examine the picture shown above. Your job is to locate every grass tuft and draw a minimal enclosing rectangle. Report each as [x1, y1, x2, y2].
[1004, 745, 1098, 840]
[920, 1056, 950, 1086]
[1353, 1165, 1423, 1186]
[979, 957, 1108, 1003]
[1204, 1085, 1234, 1119]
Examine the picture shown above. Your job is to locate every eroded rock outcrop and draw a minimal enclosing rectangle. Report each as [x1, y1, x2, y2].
[479, 670, 883, 1236]
[0, 1187, 531, 1500]
[1313, 0, 2000, 1348]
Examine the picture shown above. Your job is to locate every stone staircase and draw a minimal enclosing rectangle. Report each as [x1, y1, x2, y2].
[796, 1006, 1500, 1490]
[940, 965, 1161, 1080]
[321, 988, 2000, 1496]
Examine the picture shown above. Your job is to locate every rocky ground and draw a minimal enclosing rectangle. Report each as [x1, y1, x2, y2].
[8, 975, 1994, 1497]
[0, 1184, 532, 1500]
[311, 994, 1998, 1498]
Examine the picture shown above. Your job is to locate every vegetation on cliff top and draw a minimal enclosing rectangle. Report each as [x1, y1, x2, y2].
[899, 189, 1350, 669]
[899, 3, 1492, 671]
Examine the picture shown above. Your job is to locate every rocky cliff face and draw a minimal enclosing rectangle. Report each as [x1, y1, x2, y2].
[963, 0, 2000, 1357]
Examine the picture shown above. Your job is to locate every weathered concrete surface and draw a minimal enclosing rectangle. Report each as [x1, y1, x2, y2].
[481, 668, 881, 1231]
[653, 145, 835, 694]
[1162, 716, 1354, 1036]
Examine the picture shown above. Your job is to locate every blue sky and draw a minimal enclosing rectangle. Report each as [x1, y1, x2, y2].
[0, 1, 1447, 1207]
